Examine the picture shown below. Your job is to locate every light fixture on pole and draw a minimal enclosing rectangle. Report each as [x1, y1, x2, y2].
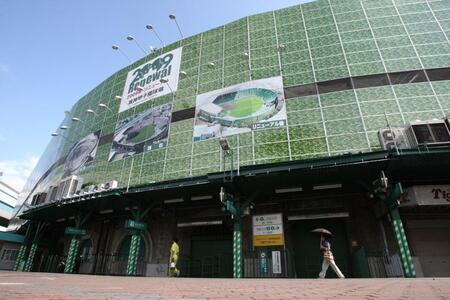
[114, 95, 122, 101]
[112, 45, 132, 63]
[240, 52, 249, 59]
[98, 103, 113, 113]
[277, 44, 285, 52]
[179, 71, 187, 78]
[126, 35, 147, 55]
[145, 24, 165, 47]
[207, 62, 216, 69]
[60, 125, 69, 130]
[86, 109, 98, 116]
[159, 78, 173, 93]
[169, 14, 184, 39]
[218, 137, 233, 181]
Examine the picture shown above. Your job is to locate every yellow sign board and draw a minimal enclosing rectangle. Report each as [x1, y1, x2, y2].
[253, 234, 284, 246]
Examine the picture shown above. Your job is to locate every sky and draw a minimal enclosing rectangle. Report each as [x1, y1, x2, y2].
[0, 0, 308, 192]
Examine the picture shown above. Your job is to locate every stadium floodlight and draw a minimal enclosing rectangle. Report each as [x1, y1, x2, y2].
[145, 24, 165, 47]
[71, 117, 81, 122]
[51, 132, 59, 137]
[111, 44, 132, 63]
[86, 109, 98, 116]
[114, 95, 122, 100]
[277, 44, 286, 52]
[126, 35, 147, 55]
[60, 125, 69, 130]
[240, 52, 249, 59]
[179, 71, 187, 78]
[98, 103, 113, 113]
[207, 62, 215, 69]
[159, 78, 173, 93]
[219, 137, 231, 152]
[169, 14, 184, 39]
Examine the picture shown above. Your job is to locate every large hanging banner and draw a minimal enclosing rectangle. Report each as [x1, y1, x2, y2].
[119, 47, 182, 112]
[193, 76, 286, 141]
[109, 103, 172, 162]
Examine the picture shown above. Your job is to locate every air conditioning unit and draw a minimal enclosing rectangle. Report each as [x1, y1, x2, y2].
[378, 128, 410, 150]
[55, 175, 80, 200]
[405, 120, 450, 148]
[103, 180, 118, 190]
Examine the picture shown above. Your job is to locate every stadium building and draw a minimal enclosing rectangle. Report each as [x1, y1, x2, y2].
[12, 0, 450, 278]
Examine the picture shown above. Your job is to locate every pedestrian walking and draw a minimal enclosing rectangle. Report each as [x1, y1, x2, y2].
[169, 237, 180, 277]
[318, 234, 345, 278]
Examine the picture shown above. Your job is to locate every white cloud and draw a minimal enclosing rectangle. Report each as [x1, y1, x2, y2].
[0, 156, 39, 192]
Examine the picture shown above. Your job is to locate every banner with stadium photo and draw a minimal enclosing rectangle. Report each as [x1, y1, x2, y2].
[62, 130, 101, 178]
[108, 103, 172, 162]
[119, 47, 182, 113]
[193, 76, 286, 141]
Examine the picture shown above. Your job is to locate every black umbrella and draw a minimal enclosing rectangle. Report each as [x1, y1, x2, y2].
[311, 228, 333, 236]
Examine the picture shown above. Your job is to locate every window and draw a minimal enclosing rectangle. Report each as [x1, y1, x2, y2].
[317, 78, 352, 94]
[352, 74, 390, 89]
[171, 107, 195, 122]
[284, 83, 317, 99]
[389, 70, 427, 85]
[426, 68, 450, 82]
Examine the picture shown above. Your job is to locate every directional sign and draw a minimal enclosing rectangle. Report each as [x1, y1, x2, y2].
[124, 219, 147, 231]
[64, 227, 87, 236]
[252, 213, 284, 247]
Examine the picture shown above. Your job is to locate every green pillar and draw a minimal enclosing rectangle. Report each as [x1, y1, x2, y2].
[64, 236, 80, 273]
[126, 232, 141, 276]
[13, 245, 27, 271]
[233, 220, 242, 278]
[390, 208, 416, 278]
[24, 243, 38, 272]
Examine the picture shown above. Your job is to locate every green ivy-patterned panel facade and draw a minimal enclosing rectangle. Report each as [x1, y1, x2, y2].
[20, 0, 450, 200]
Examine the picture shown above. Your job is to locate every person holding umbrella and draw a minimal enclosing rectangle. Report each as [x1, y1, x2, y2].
[312, 228, 345, 279]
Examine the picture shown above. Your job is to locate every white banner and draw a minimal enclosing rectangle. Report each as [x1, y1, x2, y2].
[252, 214, 284, 236]
[402, 185, 450, 206]
[272, 251, 282, 274]
[119, 47, 182, 112]
[193, 76, 286, 141]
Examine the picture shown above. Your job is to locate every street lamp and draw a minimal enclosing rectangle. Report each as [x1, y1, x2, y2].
[145, 24, 165, 47]
[159, 78, 173, 93]
[169, 14, 184, 39]
[98, 103, 113, 113]
[111, 44, 132, 63]
[86, 109, 98, 116]
[114, 95, 122, 100]
[126, 35, 147, 55]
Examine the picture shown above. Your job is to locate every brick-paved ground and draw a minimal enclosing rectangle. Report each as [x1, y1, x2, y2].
[0, 271, 449, 300]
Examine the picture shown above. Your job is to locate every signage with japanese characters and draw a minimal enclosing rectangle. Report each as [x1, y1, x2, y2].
[193, 76, 286, 141]
[119, 47, 182, 112]
[252, 213, 284, 247]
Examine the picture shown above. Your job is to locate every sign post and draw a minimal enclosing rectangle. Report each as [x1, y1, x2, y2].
[252, 214, 284, 247]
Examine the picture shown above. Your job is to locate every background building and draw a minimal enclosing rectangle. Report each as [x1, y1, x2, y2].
[14, 0, 450, 278]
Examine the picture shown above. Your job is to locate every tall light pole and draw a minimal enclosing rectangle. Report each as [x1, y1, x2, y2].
[112, 45, 132, 63]
[169, 14, 184, 39]
[98, 103, 114, 113]
[126, 35, 147, 55]
[159, 78, 173, 93]
[145, 24, 165, 48]
[86, 109, 98, 116]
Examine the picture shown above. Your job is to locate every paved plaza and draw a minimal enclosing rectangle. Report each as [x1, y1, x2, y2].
[0, 271, 449, 300]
